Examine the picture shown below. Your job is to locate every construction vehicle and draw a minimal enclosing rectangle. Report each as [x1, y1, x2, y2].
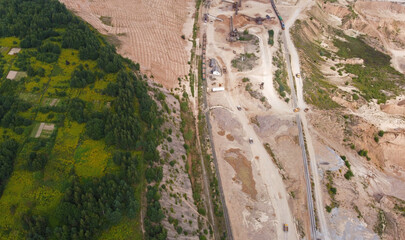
[296, 73, 301, 78]
[260, 82, 264, 89]
[228, 16, 239, 42]
[249, 138, 253, 144]
[293, 108, 300, 112]
[283, 224, 289, 232]
[304, 108, 309, 112]
[237, 106, 242, 111]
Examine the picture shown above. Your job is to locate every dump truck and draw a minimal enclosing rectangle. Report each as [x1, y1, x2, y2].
[283, 223, 288, 232]
[293, 108, 300, 112]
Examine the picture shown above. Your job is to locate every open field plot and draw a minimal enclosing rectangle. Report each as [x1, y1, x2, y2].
[0, 37, 19, 48]
[8, 48, 21, 55]
[19, 93, 41, 104]
[0, 46, 9, 54]
[41, 97, 60, 107]
[74, 139, 110, 177]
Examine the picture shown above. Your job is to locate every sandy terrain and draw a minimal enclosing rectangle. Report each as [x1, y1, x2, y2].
[59, 0, 195, 89]
[291, 1, 405, 238]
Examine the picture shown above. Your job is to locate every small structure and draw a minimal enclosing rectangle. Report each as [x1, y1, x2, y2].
[211, 65, 221, 76]
[8, 48, 21, 55]
[6, 71, 18, 80]
[212, 87, 225, 92]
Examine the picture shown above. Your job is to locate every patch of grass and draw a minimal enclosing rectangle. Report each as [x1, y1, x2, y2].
[374, 209, 386, 237]
[333, 33, 405, 103]
[231, 52, 258, 71]
[74, 139, 110, 177]
[291, 20, 339, 109]
[268, 30, 274, 45]
[100, 16, 112, 26]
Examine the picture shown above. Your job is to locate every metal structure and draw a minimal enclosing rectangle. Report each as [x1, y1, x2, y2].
[242, 14, 275, 25]
[207, 14, 224, 22]
[222, 0, 241, 15]
[228, 16, 239, 42]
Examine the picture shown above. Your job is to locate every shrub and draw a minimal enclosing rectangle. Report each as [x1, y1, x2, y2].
[344, 170, 354, 180]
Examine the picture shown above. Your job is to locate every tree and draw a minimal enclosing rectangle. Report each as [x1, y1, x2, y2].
[85, 118, 105, 140]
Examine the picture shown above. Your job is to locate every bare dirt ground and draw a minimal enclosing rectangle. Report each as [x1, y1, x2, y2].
[201, 0, 321, 239]
[59, 0, 195, 89]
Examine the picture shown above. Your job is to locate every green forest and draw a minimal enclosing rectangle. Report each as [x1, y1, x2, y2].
[0, 0, 166, 239]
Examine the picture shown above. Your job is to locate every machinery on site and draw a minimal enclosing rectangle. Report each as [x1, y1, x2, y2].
[283, 224, 289, 232]
[296, 73, 301, 78]
[260, 82, 264, 89]
[241, 14, 274, 25]
[249, 138, 253, 144]
[237, 106, 242, 111]
[270, 0, 285, 30]
[222, 0, 242, 15]
[204, 13, 224, 22]
[228, 16, 239, 42]
[293, 108, 300, 112]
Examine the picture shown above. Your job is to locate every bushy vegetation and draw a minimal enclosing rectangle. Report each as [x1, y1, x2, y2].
[272, 46, 290, 101]
[333, 33, 405, 103]
[0, 139, 19, 196]
[268, 30, 274, 45]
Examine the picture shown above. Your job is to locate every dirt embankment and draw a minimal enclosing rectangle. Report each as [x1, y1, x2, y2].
[59, 0, 194, 89]
[152, 85, 200, 239]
